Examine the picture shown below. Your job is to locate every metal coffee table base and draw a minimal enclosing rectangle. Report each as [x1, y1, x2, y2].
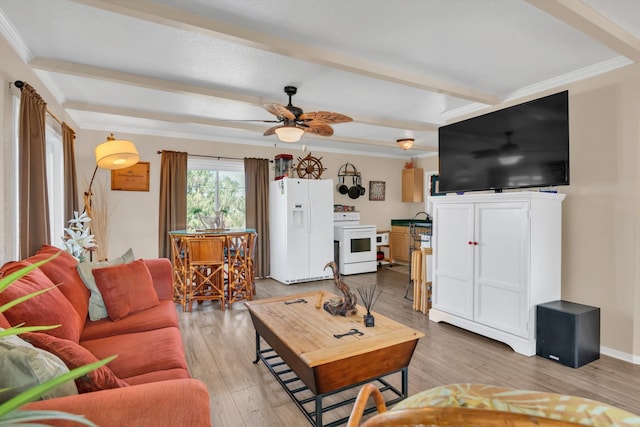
[253, 332, 408, 427]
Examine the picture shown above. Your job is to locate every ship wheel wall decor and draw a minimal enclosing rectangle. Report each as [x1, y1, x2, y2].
[296, 153, 326, 179]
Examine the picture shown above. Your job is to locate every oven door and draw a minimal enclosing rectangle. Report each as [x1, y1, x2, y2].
[341, 227, 376, 264]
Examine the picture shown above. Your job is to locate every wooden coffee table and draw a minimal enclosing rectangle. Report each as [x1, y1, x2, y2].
[245, 291, 424, 427]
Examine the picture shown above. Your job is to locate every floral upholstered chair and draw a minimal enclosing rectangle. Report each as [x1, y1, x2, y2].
[347, 383, 640, 427]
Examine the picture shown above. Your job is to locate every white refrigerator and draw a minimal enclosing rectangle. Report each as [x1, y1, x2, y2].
[269, 178, 334, 284]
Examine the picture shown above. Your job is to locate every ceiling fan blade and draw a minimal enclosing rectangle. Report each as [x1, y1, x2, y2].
[224, 119, 281, 123]
[299, 111, 352, 124]
[264, 103, 296, 120]
[302, 122, 334, 137]
[263, 103, 282, 117]
[263, 125, 282, 136]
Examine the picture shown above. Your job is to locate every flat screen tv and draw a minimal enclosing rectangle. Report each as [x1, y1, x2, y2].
[438, 91, 569, 193]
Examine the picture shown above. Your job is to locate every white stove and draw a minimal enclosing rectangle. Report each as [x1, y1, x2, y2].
[334, 212, 377, 275]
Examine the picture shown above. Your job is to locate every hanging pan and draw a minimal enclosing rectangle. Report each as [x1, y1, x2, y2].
[357, 175, 366, 196]
[348, 185, 361, 199]
[336, 176, 348, 194]
[348, 176, 360, 199]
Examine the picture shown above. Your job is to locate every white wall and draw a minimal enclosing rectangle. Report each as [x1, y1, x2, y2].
[561, 77, 640, 361]
[74, 129, 424, 260]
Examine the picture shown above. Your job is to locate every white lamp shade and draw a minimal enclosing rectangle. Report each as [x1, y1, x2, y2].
[275, 126, 304, 143]
[95, 137, 140, 170]
[397, 138, 414, 150]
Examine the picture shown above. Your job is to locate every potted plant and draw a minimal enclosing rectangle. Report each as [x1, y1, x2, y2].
[0, 253, 113, 426]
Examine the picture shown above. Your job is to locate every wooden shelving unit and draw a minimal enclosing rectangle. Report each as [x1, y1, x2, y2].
[376, 230, 391, 267]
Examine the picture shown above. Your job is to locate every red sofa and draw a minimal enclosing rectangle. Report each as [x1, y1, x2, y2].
[0, 245, 211, 426]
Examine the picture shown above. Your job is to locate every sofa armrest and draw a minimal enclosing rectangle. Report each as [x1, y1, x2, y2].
[23, 378, 210, 427]
[143, 258, 173, 300]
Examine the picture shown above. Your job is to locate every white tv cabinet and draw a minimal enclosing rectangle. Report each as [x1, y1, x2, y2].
[429, 192, 565, 356]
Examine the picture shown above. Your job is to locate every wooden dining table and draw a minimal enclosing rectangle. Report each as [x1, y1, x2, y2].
[168, 228, 257, 310]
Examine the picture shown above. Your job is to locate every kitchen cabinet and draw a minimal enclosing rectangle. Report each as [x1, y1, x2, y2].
[429, 192, 565, 356]
[389, 226, 410, 263]
[402, 168, 424, 202]
[389, 218, 432, 264]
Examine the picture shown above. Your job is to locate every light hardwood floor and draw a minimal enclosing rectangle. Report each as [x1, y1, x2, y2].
[178, 265, 640, 426]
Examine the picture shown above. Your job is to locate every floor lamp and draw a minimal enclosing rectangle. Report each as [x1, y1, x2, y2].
[83, 134, 139, 258]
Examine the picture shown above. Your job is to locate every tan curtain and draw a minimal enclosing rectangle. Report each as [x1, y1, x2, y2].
[158, 150, 187, 258]
[244, 157, 270, 277]
[19, 83, 50, 258]
[62, 122, 79, 222]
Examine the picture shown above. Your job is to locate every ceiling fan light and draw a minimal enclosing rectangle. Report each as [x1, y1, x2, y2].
[275, 126, 304, 143]
[397, 138, 414, 150]
[95, 133, 140, 170]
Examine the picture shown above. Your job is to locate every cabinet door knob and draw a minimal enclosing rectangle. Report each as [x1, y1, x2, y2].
[468, 241, 473, 245]
[474, 241, 479, 245]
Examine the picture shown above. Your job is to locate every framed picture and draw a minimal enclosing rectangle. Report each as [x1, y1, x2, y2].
[369, 181, 385, 201]
[111, 162, 150, 192]
[430, 174, 445, 196]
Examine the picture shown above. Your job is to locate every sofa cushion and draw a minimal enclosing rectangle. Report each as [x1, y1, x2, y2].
[80, 327, 187, 379]
[0, 331, 78, 402]
[142, 258, 174, 300]
[77, 248, 134, 321]
[123, 367, 191, 385]
[80, 300, 179, 341]
[21, 332, 129, 394]
[23, 379, 212, 427]
[92, 260, 159, 321]
[0, 312, 10, 329]
[0, 261, 83, 342]
[25, 245, 91, 321]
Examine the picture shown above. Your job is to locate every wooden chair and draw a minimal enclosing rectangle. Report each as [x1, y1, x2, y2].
[225, 232, 255, 306]
[170, 235, 190, 311]
[347, 384, 583, 427]
[246, 232, 258, 295]
[185, 236, 226, 311]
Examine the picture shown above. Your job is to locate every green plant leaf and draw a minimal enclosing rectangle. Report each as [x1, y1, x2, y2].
[0, 324, 59, 339]
[0, 408, 99, 426]
[0, 287, 61, 314]
[0, 250, 114, 425]
[0, 252, 60, 294]
[0, 356, 117, 418]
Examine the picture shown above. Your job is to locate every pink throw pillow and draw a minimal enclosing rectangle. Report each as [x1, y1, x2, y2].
[92, 260, 159, 321]
[0, 261, 82, 342]
[26, 245, 91, 320]
[21, 332, 129, 393]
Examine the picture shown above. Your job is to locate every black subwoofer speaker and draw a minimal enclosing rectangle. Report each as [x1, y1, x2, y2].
[536, 300, 600, 368]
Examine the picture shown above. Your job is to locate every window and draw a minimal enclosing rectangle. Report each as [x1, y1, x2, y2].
[45, 123, 64, 247]
[187, 157, 245, 230]
[5, 95, 65, 260]
[2, 94, 21, 261]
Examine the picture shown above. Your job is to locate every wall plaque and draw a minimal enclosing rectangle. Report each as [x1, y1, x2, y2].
[111, 162, 150, 192]
[369, 181, 385, 201]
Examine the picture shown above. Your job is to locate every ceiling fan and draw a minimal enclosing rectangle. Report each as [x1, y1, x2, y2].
[256, 86, 353, 142]
[473, 131, 518, 159]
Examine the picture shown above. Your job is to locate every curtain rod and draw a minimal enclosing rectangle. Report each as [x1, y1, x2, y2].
[12, 80, 63, 127]
[157, 150, 272, 162]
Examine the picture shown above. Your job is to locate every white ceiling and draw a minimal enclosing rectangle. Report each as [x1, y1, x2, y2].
[1, 0, 640, 158]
